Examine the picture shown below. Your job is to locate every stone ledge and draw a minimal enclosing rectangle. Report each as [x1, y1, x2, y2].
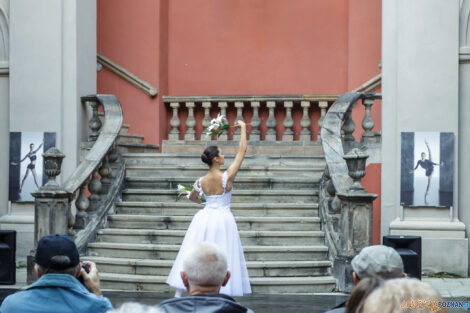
[0, 215, 34, 224]
[390, 219, 466, 231]
[162, 140, 323, 154]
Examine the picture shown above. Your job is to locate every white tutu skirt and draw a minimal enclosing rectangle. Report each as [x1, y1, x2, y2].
[166, 207, 252, 296]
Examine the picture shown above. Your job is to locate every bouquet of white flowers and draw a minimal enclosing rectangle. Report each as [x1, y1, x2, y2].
[177, 184, 206, 203]
[206, 113, 231, 138]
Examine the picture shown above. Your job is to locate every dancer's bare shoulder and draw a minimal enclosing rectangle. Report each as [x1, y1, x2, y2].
[201, 171, 224, 195]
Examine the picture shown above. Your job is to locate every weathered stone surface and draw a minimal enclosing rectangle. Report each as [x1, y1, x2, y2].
[319, 92, 380, 292]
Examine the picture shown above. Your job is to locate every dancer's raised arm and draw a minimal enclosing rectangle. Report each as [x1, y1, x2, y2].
[227, 121, 247, 185]
[33, 141, 44, 154]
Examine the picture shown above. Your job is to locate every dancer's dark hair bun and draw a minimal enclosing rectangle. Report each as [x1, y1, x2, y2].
[201, 146, 219, 167]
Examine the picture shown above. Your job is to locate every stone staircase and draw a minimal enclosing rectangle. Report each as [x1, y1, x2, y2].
[83, 131, 336, 293]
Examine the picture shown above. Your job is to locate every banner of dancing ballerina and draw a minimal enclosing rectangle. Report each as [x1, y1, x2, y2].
[9, 132, 56, 202]
[400, 132, 454, 207]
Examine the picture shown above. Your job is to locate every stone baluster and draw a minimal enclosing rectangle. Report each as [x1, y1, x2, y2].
[99, 156, 111, 195]
[107, 146, 119, 179]
[201, 101, 212, 141]
[318, 101, 328, 141]
[265, 101, 277, 141]
[184, 102, 196, 141]
[74, 178, 90, 230]
[282, 101, 294, 141]
[88, 170, 102, 215]
[342, 105, 356, 146]
[250, 101, 261, 141]
[218, 102, 228, 141]
[88, 100, 102, 142]
[299, 101, 311, 142]
[361, 98, 375, 144]
[169, 102, 181, 140]
[233, 101, 244, 140]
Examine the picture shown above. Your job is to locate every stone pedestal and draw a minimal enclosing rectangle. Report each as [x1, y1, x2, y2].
[27, 188, 72, 284]
[334, 191, 377, 292]
[27, 148, 72, 284]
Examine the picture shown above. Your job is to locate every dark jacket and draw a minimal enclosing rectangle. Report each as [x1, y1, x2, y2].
[160, 294, 254, 313]
[323, 301, 346, 313]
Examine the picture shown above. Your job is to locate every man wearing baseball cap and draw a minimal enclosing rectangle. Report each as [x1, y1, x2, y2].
[323, 245, 406, 313]
[0, 234, 113, 313]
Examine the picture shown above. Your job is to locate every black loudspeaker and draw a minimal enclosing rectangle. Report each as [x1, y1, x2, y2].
[0, 230, 16, 284]
[383, 235, 422, 280]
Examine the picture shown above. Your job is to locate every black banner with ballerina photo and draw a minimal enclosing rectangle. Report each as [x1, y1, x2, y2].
[400, 132, 454, 207]
[9, 132, 56, 202]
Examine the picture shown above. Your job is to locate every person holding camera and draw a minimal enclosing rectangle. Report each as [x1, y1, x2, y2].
[0, 234, 113, 313]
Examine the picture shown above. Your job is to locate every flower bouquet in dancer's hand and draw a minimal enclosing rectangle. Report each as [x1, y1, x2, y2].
[206, 113, 231, 138]
[177, 184, 206, 203]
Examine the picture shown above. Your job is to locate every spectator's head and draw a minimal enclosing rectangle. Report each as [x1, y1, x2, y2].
[107, 302, 163, 313]
[34, 234, 81, 278]
[363, 278, 446, 313]
[346, 277, 384, 313]
[180, 242, 230, 295]
[351, 245, 405, 285]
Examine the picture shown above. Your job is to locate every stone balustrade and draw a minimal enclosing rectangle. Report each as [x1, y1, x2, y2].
[318, 92, 381, 292]
[164, 95, 342, 142]
[28, 95, 125, 283]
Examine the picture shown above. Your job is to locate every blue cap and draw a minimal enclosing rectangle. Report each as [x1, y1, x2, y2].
[34, 234, 80, 270]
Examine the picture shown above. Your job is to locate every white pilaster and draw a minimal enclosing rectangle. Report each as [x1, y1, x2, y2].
[382, 0, 467, 276]
[459, 0, 470, 277]
[7, 0, 96, 260]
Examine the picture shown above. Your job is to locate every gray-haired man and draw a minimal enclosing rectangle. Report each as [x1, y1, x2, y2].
[160, 242, 253, 313]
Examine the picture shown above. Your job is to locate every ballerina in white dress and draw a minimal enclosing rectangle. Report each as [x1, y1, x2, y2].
[166, 120, 251, 297]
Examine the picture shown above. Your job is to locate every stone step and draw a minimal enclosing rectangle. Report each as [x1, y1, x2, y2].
[125, 165, 324, 178]
[123, 153, 326, 168]
[98, 273, 336, 293]
[96, 229, 325, 246]
[120, 123, 130, 134]
[87, 243, 329, 261]
[116, 202, 319, 217]
[125, 176, 319, 190]
[117, 142, 160, 153]
[121, 189, 319, 203]
[108, 215, 321, 231]
[249, 276, 336, 294]
[162, 140, 323, 155]
[83, 256, 331, 278]
[117, 133, 145, 144]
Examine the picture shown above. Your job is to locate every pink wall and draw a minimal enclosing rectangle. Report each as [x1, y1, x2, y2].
[348, 0, 382, 138]
[98, 0, 381, 145]
[97, 0, 168, 146]
[168, 0, 349, 95]
[97, 0, 382, 241]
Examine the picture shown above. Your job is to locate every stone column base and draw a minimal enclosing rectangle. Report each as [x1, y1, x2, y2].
[333, 254, 354, 292]
[390, 218, 468, 277]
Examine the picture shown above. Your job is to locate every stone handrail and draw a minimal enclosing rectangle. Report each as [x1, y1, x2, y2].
[70, 95, 125, 253]
[319, 92, 380, 292]
[164, 94, 339, 142]
[98, 53, 158, 97]
[30, 94, 124, 267]
[320, 92, 380, 193]
[352, 73, 382, 93]
[63, 95, 123, 193]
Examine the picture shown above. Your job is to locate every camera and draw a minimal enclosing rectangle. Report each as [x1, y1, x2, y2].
[77, 263, 90, 285]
